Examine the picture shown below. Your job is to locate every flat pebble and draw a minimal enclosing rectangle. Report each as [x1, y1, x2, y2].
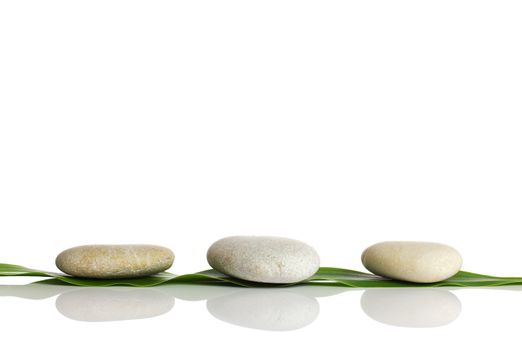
[361, 241, 462, 283]
[55, 244, 174, 279]
[207, 236, 320, 284]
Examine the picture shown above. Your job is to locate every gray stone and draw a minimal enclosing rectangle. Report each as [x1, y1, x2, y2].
[55, 244, 174, 279]
[207, 236, 320, 283]
[361, 241, 462, 283]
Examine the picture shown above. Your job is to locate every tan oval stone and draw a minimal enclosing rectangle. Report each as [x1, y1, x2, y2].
[55, 244, 174, 279]
[361, 241, 462, 283]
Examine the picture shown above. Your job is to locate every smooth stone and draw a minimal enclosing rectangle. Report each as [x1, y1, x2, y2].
[55, 244, 174, 279]
[361, 241, 462, 283]
[207, 236, 320, 284]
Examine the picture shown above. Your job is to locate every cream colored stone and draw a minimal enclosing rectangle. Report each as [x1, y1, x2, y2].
[361, 241, 462, 283]
[55, 244, 174, 279]
[207, 236, 320, 284]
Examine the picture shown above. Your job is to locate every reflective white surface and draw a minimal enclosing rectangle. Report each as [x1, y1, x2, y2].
[1, 279, 521, 349]
[56, 287, 175, 322]
[1, 1, 522, 349]
[360, 289, 462, 328]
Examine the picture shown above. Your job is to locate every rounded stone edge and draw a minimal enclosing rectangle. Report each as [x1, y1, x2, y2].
[360, 241, 463, 284]
[55, 244, 175, 279]
[206, 236, 321, 284]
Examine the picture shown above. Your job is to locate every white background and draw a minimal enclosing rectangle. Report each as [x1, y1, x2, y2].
[1, 1, 521, 349]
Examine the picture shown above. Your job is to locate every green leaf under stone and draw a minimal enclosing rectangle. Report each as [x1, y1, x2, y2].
[2, 263, 522, 288]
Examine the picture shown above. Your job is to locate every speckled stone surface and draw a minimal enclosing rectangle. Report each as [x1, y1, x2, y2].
[207, 236, 320, 284]
[55, 244, 174, 279]
[361, 241, 462, 283]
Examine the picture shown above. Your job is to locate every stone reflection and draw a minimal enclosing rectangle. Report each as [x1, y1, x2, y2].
[0, 283, 75, 300]
[0, 283, 330, 327]
[206, 288, 320, 331]
[159, 284, 241, 301]
[55, 287, 175, 322]
[360, 288, 461, 328]
[159, 284, 346, 301]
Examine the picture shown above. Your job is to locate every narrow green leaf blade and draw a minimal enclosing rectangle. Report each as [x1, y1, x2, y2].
[0, 263, 58, 277]
[2, 263, 522, 288]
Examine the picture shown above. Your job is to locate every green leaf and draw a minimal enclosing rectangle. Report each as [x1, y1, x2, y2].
[305, 267, 522, 288]
[2, 263, 522, 288]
